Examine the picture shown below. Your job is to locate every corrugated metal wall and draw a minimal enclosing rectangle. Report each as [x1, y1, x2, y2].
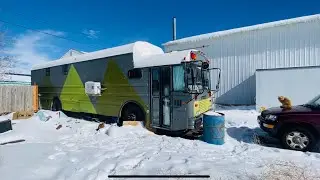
[256, 66, 320, 110]
[164, 20, 320, 105]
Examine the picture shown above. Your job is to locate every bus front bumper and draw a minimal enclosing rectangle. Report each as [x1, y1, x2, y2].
[189, 116, 203, 130]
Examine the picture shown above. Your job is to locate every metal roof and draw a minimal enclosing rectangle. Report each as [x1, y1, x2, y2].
[163, 14, 320, 46]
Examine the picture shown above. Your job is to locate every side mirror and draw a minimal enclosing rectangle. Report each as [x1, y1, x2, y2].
[205, 67, 221, 93]
[202, 62, 209, 69]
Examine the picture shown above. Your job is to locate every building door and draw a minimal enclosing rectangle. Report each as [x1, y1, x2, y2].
[151, 66, 172, 128]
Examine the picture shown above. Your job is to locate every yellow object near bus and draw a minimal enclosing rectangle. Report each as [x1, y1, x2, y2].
[194, 98, 212, 117]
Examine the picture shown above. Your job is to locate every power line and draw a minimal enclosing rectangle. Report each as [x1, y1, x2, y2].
[0, 18, 86, 45]
[0, 8, 97, 39]
[4, 73, 31, 76]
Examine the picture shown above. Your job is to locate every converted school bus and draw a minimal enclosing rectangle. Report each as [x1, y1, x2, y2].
[31, 41, 218, 134]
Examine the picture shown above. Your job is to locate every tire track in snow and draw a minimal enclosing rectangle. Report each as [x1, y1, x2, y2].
[108, 136, 170, 174]
[51, 135, 131, 178]
[89, 137, 145, 175]
[46, 124, 197, 177]
[48, 152, 67, 160]
[114, 137, 164, 172]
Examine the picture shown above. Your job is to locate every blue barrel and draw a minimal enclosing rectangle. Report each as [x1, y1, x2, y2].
[202, 112, 225, 145]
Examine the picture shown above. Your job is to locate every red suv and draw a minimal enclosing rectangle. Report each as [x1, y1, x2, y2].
[258, 95, 320, 151]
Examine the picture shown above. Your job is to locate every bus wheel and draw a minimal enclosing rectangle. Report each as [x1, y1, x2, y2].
[51, 98, 62, 111]
[118, 104, 145, 127]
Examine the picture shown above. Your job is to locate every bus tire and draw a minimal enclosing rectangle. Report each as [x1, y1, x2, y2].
[118, 103, 145, 127]
[51, 97, 62, 111]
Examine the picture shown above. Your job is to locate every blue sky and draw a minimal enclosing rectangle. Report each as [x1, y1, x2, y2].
[0, 0, 319, 73]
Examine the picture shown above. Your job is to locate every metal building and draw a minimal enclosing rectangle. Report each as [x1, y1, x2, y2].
[163, 14, 320, 105]
[256, 66, 320, 111]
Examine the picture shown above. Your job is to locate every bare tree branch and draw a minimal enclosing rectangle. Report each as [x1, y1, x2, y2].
[0, 30, 16, 81]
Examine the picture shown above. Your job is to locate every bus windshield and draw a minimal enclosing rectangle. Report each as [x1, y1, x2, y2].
[172, 61, 209, 94]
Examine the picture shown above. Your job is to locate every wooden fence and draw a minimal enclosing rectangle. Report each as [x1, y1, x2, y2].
[0, 85, 38, 113]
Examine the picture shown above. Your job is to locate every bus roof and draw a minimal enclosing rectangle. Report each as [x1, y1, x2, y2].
[31, 41, 164, 70]
[134, 49, 198, 68]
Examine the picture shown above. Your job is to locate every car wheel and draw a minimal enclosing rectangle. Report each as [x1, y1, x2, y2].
[281, 126, 317, 152]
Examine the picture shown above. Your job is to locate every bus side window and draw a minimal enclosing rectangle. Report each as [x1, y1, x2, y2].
[152, 68, 159, 95]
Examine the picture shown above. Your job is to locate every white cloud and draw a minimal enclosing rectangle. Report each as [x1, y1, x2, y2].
[82, 29, 99, 39]
[3, 30, 65, 74]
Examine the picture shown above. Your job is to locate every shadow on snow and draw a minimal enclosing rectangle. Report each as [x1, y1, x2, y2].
[227, 126, 320, 153]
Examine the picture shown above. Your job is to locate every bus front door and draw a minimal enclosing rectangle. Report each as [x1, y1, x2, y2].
[151, 67, 172, 129]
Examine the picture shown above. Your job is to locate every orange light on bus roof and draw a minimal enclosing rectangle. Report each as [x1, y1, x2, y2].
[190, 52, 197, 60]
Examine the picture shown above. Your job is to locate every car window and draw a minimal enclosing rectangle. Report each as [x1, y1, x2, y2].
[306, 94, 320, 105]
[312, 98, 320, 106]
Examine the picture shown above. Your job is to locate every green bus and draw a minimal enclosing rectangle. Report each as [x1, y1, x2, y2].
[31, 41, 220, 134]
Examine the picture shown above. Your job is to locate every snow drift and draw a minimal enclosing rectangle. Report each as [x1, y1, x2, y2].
[0, 107, 319, 180]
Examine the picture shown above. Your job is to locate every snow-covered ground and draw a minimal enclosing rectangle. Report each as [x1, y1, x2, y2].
[0, 107, 320, 180]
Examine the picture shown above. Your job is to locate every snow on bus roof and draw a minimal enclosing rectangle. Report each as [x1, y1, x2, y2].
[134, 49, 197, 68]
[31, 41, 164, 70]
[163, 14, 320, 46]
